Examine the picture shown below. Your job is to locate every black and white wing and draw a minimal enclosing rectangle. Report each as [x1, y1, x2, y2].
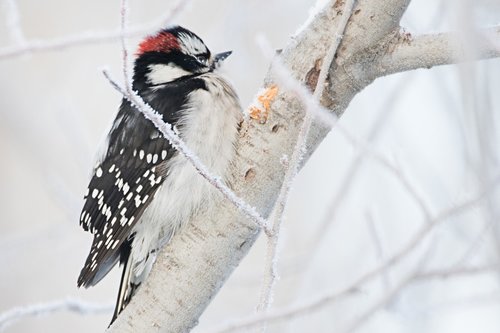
[77, 99, 176, 288]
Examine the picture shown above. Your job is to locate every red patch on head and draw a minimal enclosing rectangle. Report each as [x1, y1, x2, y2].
[136, 32, 180, 56]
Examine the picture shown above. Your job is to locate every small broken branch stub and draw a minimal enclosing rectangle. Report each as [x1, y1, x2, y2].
[305, 58, 323, 91]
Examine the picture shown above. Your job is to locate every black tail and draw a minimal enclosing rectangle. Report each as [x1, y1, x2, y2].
[110, 240, 139, 325]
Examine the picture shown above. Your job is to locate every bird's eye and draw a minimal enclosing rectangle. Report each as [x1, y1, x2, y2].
[195, 54, 208, 65]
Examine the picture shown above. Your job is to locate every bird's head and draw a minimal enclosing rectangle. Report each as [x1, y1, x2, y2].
[133, 26, 231, 87]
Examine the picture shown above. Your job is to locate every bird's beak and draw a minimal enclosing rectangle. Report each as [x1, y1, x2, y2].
[211, 51, 232, 70]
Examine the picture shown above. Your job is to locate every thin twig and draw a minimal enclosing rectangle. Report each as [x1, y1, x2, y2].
[453, 219, 493, 267]
[315, 76, 428, 246]
[254, 30, 433, 323]
[206, 287, 361, 333]
[119, 0, 132, 92]
[0, 298, 112, 331]
[366, 211, 391, 291]
[0, 0, 189, 60]
[414, 264, 500, 281]
[207, 175, 500, 332]
[342, 242, 434, 333]
[254, 21, 435, 321]
[255, 0, 357, 330]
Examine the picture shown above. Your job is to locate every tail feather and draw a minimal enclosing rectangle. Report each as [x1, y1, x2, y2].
[110, 241, 139, 325]
[109, 240, 156, 325]
[78, 238, 121, 288]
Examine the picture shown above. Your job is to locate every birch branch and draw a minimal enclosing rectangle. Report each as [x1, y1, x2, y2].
[375, 26, 500, 77]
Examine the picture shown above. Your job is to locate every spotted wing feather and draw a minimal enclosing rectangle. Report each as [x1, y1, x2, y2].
[78, 100, 176, 287]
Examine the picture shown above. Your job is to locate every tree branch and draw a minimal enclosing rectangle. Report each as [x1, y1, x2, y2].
[0, 299, 112, 332]
[375, 26, 500, 77]
[0, 0, 189, 60]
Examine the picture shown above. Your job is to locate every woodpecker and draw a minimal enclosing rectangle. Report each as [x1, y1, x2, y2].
[77, 26, 242, 323]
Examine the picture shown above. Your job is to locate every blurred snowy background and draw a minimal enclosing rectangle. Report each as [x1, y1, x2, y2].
[1, 0, 500, 332]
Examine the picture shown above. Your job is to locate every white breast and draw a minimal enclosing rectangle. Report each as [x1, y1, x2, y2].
[130, 73, 242, 275]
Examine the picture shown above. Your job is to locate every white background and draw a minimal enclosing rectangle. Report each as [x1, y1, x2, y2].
[1, 0, 500, 332]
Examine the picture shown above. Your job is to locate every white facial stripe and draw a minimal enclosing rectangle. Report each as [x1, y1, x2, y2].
[147, 63, 190, 84]
[177, 32, 207, 56]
